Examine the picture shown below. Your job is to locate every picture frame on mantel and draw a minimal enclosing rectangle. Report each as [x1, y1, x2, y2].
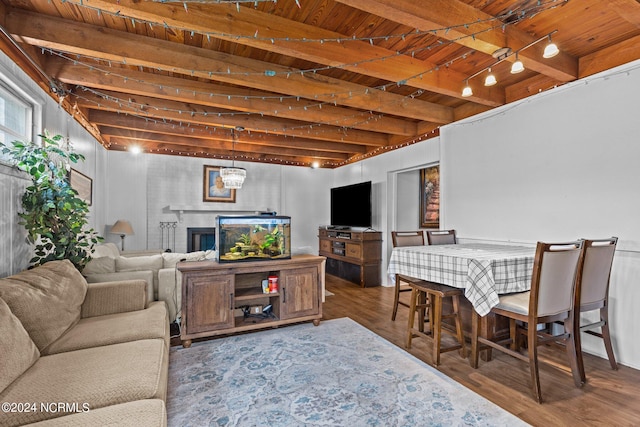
[419, 165, 440, 228]
[69, 168, 92, 206]
[203, 165, 236, 203]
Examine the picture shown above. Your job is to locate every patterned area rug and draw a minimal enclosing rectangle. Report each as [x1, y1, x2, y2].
[167, 318, 528, 426]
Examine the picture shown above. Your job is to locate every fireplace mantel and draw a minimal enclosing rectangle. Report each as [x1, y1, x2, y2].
[168, 205, 272, 222]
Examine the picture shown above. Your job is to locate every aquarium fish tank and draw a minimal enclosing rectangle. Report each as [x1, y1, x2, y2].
[217, 215, 291, 263]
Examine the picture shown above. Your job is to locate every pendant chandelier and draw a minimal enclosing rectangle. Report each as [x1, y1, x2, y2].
[220, 127, 246, 189]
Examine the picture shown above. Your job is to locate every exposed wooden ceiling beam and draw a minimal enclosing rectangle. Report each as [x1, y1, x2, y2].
[44, 58, 417, 137]
[8, 8, 455, 124]
[334, 0, 578, 82]
[51, 0, 505, 107]
[99, 126, 350, 160]
[89, 110, 368, 155]
[72, 89, 389, 147]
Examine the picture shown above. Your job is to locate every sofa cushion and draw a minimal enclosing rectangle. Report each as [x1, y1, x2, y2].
[0, 339, 168, 426]
[0, 298, 40, 392]
[23, 399, 167, 427]
[91, 242, 120, 259]
[84, 271, 154, 303]
[116, 254, 163, 296]
[42, 301, 169, 355]
[82, 256, 116, 275]
[161, 250, 215, 269]
[0, 260, 87, 351]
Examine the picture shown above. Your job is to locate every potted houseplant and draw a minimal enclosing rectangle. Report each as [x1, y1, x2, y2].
[0, 131, 102, 270]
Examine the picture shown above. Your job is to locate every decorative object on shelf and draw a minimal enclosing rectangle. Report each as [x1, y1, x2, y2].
[203, 165, 237, 202]
[220, 127, 246, 189]
[0, 131, 103, 270]
[419, 165, 440, 229]
[111, 220, 134, 251]
[461, 30, 559, 97]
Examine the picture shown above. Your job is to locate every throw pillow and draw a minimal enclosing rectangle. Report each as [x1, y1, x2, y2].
[0, 297, 40, 392]
[0, 260, 87, 351]
[91, 242, 120, 259]
[82, 257, 116, 275]
[115, 254, 163, 273]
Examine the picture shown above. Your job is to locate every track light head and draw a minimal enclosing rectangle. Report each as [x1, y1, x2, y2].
[543, 35, 559, 58]
[511, 53, 525, 74]
[484, 69, 497, 86]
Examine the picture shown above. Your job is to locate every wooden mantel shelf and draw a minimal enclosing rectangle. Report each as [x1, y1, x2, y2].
[168, 205, 272, 222]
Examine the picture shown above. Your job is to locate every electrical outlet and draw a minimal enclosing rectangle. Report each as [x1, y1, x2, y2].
[250, 305, 263, 314]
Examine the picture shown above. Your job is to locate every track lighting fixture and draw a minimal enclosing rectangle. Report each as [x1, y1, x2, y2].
[510, 53, 525, 74]
[543, 34, 559, 58]
[461, 79, 473, 97]
[461, 30, 559, 97]
[484, 69, 497, 86]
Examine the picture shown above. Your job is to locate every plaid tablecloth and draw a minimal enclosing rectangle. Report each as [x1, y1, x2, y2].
[387, 243, 536, 316]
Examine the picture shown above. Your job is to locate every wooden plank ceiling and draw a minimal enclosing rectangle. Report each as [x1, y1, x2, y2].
[0, 0, 639, 168]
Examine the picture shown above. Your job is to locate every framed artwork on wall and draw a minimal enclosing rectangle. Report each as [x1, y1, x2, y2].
[203, 165, 236, 203]
[69, 168, 92, 206]
[419, 165, 440, 228]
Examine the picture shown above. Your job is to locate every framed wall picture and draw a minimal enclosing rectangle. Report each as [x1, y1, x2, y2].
[69, 168, 92, 206]
[419, 165, 440, 228]
[203, 165, 236, 203]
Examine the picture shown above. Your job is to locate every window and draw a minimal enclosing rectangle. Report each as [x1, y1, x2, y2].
[0, 83, 33, 146]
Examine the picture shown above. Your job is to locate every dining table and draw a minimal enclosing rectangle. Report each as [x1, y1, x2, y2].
[387, 242, 537, 316]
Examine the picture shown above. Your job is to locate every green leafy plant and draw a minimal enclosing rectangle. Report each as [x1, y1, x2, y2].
[0, 131, 103, 270]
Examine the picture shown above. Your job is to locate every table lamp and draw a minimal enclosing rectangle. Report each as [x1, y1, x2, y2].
[110, 220, 134, 251]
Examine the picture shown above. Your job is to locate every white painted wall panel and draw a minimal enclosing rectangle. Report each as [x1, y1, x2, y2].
[441, 60, 640, 368]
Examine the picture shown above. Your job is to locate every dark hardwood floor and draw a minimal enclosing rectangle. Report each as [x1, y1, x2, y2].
[322, 274, 640, 427]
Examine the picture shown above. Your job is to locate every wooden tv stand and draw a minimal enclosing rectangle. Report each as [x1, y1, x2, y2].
[318, 227, 382, 287]
[177, 255, 325, 348]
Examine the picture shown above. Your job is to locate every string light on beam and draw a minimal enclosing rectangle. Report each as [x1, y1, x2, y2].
[63, 0, 568, 46]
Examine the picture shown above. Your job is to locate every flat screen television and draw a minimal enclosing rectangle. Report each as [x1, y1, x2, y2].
[330, 181, 372, 228]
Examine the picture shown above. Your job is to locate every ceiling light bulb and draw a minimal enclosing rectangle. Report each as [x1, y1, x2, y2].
[130, 146, 141, 154]
[543, 36, 559, 58]
[511, 54, 525, 74]
[484, 69, 497, 86]
[461, 84, 473, 97]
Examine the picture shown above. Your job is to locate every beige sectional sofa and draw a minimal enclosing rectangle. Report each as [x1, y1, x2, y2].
[0, 259, 169, 426]
[83, 243, 215, 323]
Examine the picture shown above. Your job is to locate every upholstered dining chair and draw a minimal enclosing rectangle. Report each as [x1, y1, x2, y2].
[573, 237, 618, 383]
[426, 229, 457, 245]
[390, 231, 426, 322]
[470, 240, 585, 403]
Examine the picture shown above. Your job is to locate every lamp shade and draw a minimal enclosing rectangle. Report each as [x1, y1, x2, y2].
[110, 220, 134, 236]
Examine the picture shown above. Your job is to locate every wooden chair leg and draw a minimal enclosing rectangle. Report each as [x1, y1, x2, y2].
[391, 278, 401, 321]
[417, 291, 426, 333]
[432, 293, 443, 366]
[452, 295, 466, 358]
[470, 309, 480, 369]
[527, 327, 543, 404]
[406, 287, 418, 349]
[600, 306, 618, 370]
[564, 317, 584, 388]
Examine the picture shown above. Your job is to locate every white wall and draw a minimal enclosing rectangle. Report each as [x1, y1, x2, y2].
[440, 60, 640, 369]
[0, 50, 105, 277]
[103, 151, 333, 255]
[396, 170, 420, 231]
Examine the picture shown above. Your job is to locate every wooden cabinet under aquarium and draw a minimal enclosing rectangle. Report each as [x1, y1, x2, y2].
[177, 255, 325, 347]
